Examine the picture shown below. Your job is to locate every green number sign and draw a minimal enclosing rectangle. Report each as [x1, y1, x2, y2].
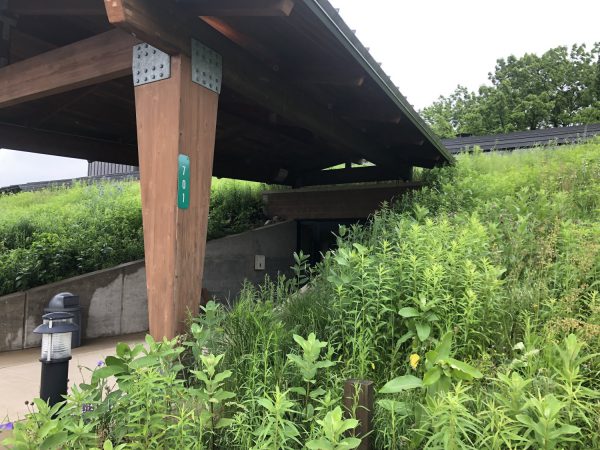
[178, 154, 190, 209]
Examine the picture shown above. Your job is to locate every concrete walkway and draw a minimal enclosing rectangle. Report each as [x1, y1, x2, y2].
[0, 333, 146, 423]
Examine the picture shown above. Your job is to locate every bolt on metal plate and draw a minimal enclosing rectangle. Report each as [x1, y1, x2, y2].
[132, 43, 171, 86]
[191, 39, 222, 94]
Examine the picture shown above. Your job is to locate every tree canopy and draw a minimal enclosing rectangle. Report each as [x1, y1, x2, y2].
[422, 43, 600, 138]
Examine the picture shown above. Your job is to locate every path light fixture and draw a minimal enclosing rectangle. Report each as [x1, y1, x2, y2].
[33, 312, 79, 407]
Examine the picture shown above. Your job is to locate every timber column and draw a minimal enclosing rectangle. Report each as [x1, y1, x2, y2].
[133, 42, 220, 338]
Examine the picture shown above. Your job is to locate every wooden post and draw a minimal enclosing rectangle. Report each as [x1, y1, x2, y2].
[343, 379, 374, 450]
[134, 53, 219, 339]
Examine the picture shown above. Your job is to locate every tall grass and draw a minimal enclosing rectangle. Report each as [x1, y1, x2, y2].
[5, 140, 600, 449]
[0, 178, 268, 295]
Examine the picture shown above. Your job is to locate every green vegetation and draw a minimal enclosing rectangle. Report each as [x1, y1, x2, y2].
[422, 43, 600, 137]
[0, 178, 267, 296]
[4, 140, 600, 449]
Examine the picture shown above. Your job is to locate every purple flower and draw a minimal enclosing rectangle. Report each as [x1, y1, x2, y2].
[97, 360, 104, 367]
[0, 422, 13, 430]
[82, 403, 94, 413]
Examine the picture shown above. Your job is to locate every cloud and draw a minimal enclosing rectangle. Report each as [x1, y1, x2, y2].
[0, 149, 88, 187]
[330, 0, 600, 109]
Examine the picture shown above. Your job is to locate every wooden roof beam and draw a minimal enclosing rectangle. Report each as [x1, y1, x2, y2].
[294, 165, 413, 187]
[0, 122, 137, 164]
[200, 16, 279, 65]
[7, 0, 106, 15]
[0, 29, 138, 109]
[263, 183, 422, 220]
[176, 0, 295, 17]
[104, 0, 400, 168]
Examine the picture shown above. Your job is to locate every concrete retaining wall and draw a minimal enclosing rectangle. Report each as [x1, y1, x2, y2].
[0, 220, 297, 352]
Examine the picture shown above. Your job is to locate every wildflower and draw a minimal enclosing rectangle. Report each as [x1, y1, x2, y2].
[97, 360, 104, 367]
[0, 422, 14, 431]
[409, 353, 421, 369]
[82, 403, 94, 413]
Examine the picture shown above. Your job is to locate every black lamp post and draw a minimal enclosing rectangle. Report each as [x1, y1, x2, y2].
[33, 312, 79, 407]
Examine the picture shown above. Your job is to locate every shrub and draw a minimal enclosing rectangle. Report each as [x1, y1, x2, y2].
[5, 140, 600, 448]
[0, 178, 267, 296]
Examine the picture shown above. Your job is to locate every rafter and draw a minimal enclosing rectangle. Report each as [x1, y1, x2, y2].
[294, 165, 413, 187]
[104, 0, 402, 167]
[0, 122, 137, 164]
[0, 29, 138, 109]
[177, 0, 295, 17]
[263, 183, 423, 220]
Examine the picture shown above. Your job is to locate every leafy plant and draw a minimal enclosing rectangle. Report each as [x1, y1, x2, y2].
[287, 333, 335, 418]
[252, 387, 301, 450]
[516, 394, 580, 449]
[422, 332, 483, 396]
[396, 293, 440, 350]
[190, 353, 236, 450]
[306, 406, 361, 450]
[5, 141, 600, 449]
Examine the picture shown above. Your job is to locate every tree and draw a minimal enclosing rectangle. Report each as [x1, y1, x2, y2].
[422, 43, 600, 137]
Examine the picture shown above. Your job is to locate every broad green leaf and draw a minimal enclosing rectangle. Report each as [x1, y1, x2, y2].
[115, 342, 130, 358]
[306, 438, 335, 450]
[398, 307, 420, 318]
[549, 424, 580, 438]
[144, 334, 155, 347]
[212, 390, 235, 402]
[215, 418, 235, 429]
[40, 432, 69, 450]
[289, 386, 306, 396]
[128, 355, 159, 370]
[191, 370, 209, 383]
[415, 322, 431, 341]
[422, 367, 442, 386]
[379, 375, 423, 393]
[436, 332, 453, 360]
[38, 420, 57, 439]
[447, 357, 483, 379]
[397, 331, 414, 345]
[353, 243, 369, 254]
[309, 387, 327, 399]
[92, 365, 126, 382]
[377, 399, 409, 415]
[516, 414, 536, 428]
[104, 356, 126, 369]
[256, 397, 274, 411]
[315, 360, 336, 369]
[336, 418, 359, 435]
[213, 370, 233, 384]
[339, 437, 362, 449]
[129, 343, 145, 358]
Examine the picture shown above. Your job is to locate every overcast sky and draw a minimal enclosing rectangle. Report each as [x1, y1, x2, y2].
[1, 0, 599, 187]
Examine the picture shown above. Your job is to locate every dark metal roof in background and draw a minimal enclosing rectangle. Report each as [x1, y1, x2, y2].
[442, 123, 600, 154]
[0, 171, 140, 195]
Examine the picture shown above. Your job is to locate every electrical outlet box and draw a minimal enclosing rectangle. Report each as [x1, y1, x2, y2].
[255, 255, 265, 271]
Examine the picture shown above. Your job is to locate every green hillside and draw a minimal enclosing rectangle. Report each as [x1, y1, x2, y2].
[4, 139, 600, 449]
[0, 178, 267, 295]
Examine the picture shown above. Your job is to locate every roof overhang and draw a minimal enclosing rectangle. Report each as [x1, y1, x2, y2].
[0, 0, 453, 186]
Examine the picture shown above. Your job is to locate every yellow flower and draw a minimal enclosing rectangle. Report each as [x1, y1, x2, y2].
[409, 353, 420, 370]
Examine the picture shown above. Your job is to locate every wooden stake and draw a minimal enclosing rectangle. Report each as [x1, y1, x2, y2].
[134, 53, 219, 339]
[343, 379, 374, 450]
